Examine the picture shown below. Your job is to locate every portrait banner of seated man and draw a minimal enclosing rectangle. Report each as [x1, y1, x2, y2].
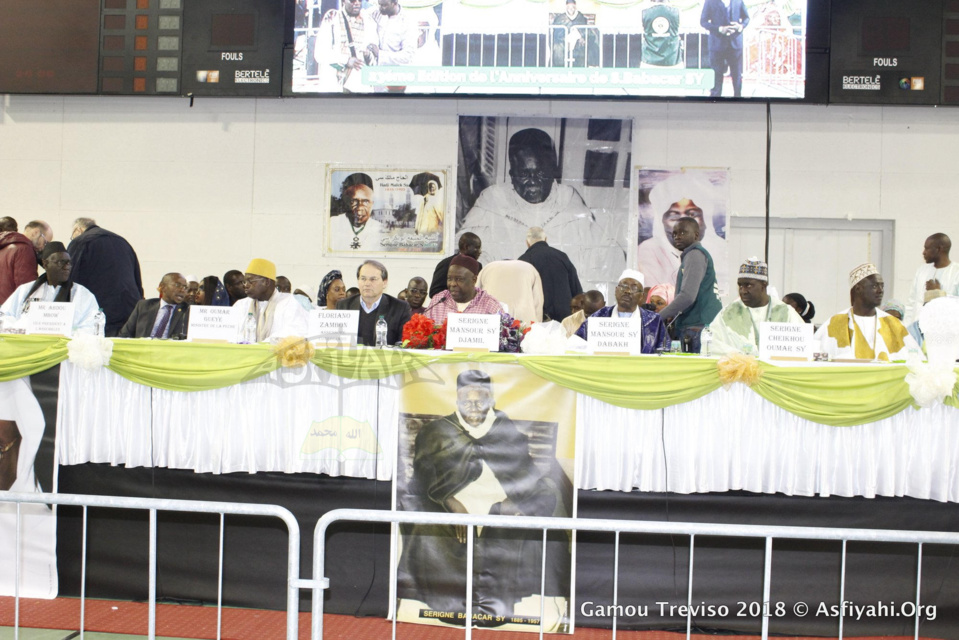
[456, 117, 630, 293]
[395, 364, 576, 632]
[326, 168, 448, 255]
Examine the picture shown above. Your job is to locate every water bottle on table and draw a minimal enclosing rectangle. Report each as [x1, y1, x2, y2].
[93, 308, 106, 337]
[375, 315, 388, 347]
[242, 312, 257, 344]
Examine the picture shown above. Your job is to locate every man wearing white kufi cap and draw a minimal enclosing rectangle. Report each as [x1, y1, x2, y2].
[574, 268, 669, 353]
[814, 263, 918, 361]
[708, 258, 803, 356]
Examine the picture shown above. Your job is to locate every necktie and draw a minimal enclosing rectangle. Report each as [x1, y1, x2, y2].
[152, 304, 173, 339]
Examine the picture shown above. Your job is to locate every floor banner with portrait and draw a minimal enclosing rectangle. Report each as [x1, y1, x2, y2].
[0, 373, 58, 598]
[394, 362, 576, 633]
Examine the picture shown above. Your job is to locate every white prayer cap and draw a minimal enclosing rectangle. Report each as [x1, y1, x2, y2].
[185, 274, 199, 284]
[848, 263, 879, 289]
[618, 269, 645, 288]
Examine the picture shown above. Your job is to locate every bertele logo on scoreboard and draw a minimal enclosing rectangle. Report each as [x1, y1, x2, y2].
[842, 75, 880, 90]
[235, 69, 270, 84]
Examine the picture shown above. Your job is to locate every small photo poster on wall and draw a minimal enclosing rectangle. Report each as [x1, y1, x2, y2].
[326, 167, 449, 256]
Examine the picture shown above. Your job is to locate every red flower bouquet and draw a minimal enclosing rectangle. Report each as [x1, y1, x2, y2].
[402, 314, 447, 349]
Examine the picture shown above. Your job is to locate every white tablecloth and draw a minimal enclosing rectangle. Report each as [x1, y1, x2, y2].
[56, 362, 959, 502]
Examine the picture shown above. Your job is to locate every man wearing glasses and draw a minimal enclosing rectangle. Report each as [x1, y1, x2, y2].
[231, 258, 309, 342]
[119, 273, 191, 339]
[574, 269, 669, 353]
[329, 181, 385, 252]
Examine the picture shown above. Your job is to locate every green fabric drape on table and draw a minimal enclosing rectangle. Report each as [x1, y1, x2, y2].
[0, 335, 69, 381]
[753, 362, 919, 427]
[4, 335, 959, 426]
[518, 355, 722, 410]
[106, 339, 281, 392]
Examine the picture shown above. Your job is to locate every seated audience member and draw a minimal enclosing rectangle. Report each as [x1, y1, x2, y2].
[346, 286, 360, 298]
[424, 255, 503, 324]
[406, 277, 429, 314]
[317, 270, 347, 310]
[708, 259, 803, 356]
[815, 263, 919, 361]
[430, 232, 483, 297]
[575, 270, 669, 353]
[184, 275, 200, 304]
[1, 242, 100, 334]
[276, 275, 292, 294]
[569, 293, 584, 315]
[0, 217, 16, 233]
[645, 283, 674, 313]
[476, 259, 544, 322]
[656, 216, 722, 353]
[562, 289, 604, 337]
[882, 299, 905, 321]
[336, 260, 411, 346]
[119, 273, 190, 339]
[232, 259, 309, 341]
[782, 292, 815, 324]
[223, 270, 247, 305]
[195, 276, 230, 306]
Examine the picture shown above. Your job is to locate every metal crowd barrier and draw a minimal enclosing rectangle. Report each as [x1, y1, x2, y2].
[6, 495, 957, 640]
[1, 492, 302, 640]
[312, 507, 959, 640]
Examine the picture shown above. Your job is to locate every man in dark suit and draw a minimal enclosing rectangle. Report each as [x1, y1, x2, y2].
[700, 0, 749, 97]
[68, 217, 144, 336]
[429, 232, 482, 297]
[119, 273, 190, 339]
[518, 226, 583, 322]
[336, 260, 411, 346]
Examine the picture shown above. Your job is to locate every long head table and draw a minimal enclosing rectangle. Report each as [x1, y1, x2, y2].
[3, 334, 958, 500]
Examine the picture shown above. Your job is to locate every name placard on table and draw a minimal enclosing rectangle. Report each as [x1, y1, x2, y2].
[586, 317, 643, 355]
[308, 309, 359, 346]
[25, 302, 75, 337]
[188, 306, 240, 342]
[446, 313, 500, 352]
[759, 322, 814, 360]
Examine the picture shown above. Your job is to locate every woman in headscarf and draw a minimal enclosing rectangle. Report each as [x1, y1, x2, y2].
[194, 276, 230, 306]
[645, 283, 675, 313]
[317, 270, 347, 309]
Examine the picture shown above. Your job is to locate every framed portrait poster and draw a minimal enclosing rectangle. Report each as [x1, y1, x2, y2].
[326, 166, 449, 256]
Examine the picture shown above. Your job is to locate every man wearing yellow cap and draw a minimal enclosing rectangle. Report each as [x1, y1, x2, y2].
[231, 259, 308, 342]
[815, 263, 918, 361]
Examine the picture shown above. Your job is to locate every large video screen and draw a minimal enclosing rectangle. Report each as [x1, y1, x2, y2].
[291, 0, 808, 98]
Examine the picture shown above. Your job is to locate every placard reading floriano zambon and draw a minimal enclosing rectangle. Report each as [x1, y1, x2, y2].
[291, 0, 808, 98]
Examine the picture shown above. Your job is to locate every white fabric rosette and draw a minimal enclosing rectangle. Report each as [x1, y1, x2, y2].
[67, 334, 113, 371]
[905, 297, 959, 407]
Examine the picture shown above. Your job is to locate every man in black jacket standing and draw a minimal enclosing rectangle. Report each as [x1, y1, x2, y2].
[68, 217, 143, 336]
[429, 232, 482, 297]
[337, 260, 411, 346]
[119, 272, 190, 339]
[518, 226, 582, 321]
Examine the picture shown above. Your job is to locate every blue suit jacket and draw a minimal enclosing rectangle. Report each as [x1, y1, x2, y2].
[700, 0, 750, 51]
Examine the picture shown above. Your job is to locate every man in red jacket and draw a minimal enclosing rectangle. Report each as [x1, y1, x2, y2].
[0, 220, 51, 304]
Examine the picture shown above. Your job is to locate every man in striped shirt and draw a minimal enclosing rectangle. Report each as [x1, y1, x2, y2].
[423, 254, 503, 324]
